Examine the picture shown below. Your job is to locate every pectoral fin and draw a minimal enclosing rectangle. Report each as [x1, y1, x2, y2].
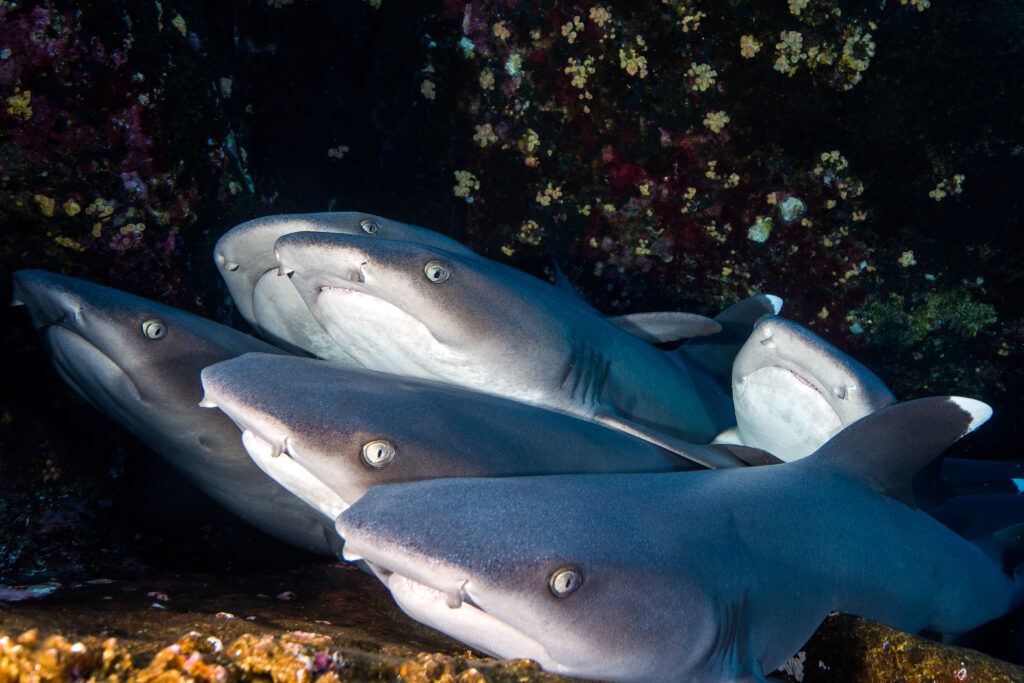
[607, 311, 722, 343]
[594, 411, 748, 469]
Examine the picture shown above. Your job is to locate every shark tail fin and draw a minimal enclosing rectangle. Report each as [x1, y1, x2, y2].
[676, 294, 783, 384]
[803, 396, 992, 507]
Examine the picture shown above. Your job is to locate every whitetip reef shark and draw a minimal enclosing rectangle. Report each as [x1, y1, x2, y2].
[337, 396, 1023, 682]
[715, 313, 897, 461]
[272, 231, 780, 445]
[11, 269, 340, 556]
[214, 211, 723, 362]
[197, 353, 771, 520]
[214, 212, 478, 361]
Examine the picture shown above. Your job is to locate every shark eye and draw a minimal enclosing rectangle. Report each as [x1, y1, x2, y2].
[362, 439, 396, 468]
[141, 319, 167, 340]
[424, 260, 450, 283]
[359, 219, 379, 235]
[549, 566, 582, 597]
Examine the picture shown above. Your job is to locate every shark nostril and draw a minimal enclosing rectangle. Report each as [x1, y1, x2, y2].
[759, 328, 776, 349]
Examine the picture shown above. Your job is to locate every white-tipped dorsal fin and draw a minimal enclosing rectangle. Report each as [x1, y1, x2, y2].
[805, 396, 992, 507]
[677, 294, 783, 383]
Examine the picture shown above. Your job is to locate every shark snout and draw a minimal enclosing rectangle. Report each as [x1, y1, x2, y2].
[214, 249, 239, 272]
[12, 270, 86, 331]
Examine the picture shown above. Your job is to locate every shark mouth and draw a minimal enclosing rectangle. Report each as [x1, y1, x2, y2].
[242, 429, 350, 520]
[197, 396, 350, 520]
[43, 324, 144, 412]
[343, 553, 567, 674]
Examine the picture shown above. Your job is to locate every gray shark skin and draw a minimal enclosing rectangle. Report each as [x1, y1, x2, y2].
[214, 212, 476, 361]
[273, 231, 745, 444]
[337, 397, 1018, 682]
[215, 212, 727, 363]
[718, 314, 897, 461]
[11, 269, 339, 556]
[197, 353, 754, 518]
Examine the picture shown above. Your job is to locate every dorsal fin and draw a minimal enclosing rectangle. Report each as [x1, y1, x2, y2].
[804, 396, 992, 507]
[607, 312, 722, 343]
[677, 294, 783, 383]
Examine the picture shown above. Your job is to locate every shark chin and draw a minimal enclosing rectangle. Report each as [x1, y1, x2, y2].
[732, 366, 842, 461]
[312, 287, 471, 381]
[362, 564, 569, 675]
[236, 428, 350, 521]
[43, 324, 146, 422]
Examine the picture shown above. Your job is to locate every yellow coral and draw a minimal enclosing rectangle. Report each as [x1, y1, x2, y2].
[518, 219, 544, 245]
[739, 35, 762, 59]
[5, 89, 32, 120]
[561, 16, 584, 44]
[535, 183, 563, 206]
[703, 110, 730, 134]
[492, 22, 511, 40]
[34, 194, 56, 217]
[898, 250, 917, 267]
[54, 236, 84, 252]
[420, 80, 436, 100]
[453, 170, 479, 201]
[929, 174, 965, 201]
[774, 31, 805, 74]
[900, 0, 930, 11]
[789, 0, 809, 15]
[687, 63, 717, 91]
[565, 56, 596, 88]
[473, 124, 498, 147]
[519, 129, 540, 154]
[479, 69, 495, 91]
[589, 6, 612, 27]
[62, 199, 81, 216]
[619, 38, 648, 78]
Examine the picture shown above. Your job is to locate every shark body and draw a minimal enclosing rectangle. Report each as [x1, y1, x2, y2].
[717, 314, 896, 461]
[273, 232, 777, 444]
[338, 397, 1017, 682]
[198, 353, 758, 520]
[12, 269, 339, 556]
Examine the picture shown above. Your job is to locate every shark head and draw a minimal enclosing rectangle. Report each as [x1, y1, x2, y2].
[273, 231, 570, 402]
[730, 315, 896, 461]
[198, 352, 691, 521]
[11, 270, 339, 554]
[213, 212, 473, 359]
[11, 269, 262, 432]
[337, 475, 708, 681]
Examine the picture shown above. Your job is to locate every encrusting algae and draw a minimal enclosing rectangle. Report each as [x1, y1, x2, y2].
[0, 629, 566, 683]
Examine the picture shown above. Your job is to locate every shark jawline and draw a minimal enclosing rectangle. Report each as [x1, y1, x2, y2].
[44, 323, 144, 404]
[238, 428, 350, 520]
[373, 566, 567, 673]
